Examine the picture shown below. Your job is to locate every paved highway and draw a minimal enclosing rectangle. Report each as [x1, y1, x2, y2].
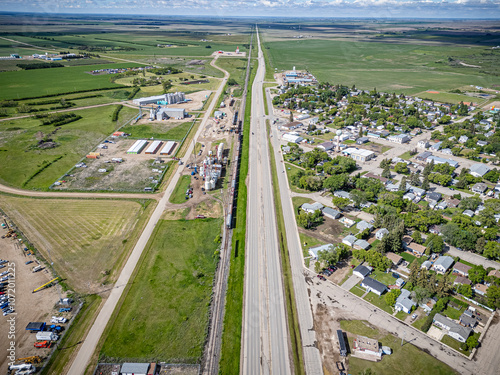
[266, 89, 324, 374]
[242, 27, 291, 375]
[66, 57, 230, 375]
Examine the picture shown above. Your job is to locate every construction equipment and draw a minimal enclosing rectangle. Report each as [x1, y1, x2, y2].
[34, 341, 51, 349]
[59, 307, 71, 312]
[15, 356, 42, 364]
[32, 277, 58, 293]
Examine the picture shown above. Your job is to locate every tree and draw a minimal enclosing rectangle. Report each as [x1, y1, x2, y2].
[350, 189, 368, 208]
[412, 286, 431, 305]
[486, 284, 500, 309]
[314, 261, 321, 273]
[421, 175, 429, 190]
[318, 245, 339, 266]
[385, 289, 402, 307]
[332, 196, 350, 210]
[381, 165, 391, 179]
[476, 237, 486, 254]
[459, 196, 482, 211]
[162, 80, 172, 93]
[410, 172, 421, 186]
[466, 335, 479, 350]
[379, 158, 391, 168]
[457, 284, 473, 298]
[412, 230, 423, 244]
[425, 234, 444, 254]
[409, 260, 419, 285]
[394, 162, 409, 174]
[399, 176, 408, 192]
[468, 265, 486, 284]
[323, 174, 348, 192]
[483, 241, 500, 260]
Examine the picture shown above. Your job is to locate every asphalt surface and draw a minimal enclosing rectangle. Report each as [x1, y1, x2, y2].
[242, 28, 291, 375]
[66, 57, 230, 375]
[267, 104, 324, 372]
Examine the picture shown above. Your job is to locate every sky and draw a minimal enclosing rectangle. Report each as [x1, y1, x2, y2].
[1, 0, 499, 19]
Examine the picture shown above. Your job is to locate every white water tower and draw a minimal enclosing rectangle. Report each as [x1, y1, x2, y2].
[336, 130, 342, 152]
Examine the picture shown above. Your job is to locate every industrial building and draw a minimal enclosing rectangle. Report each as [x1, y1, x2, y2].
[282, 133, 303, 143]
[353, 335, 382, 360]
[426, 155, 459, 168]
[153, 107, 186, 120]
[200, 156, 222, 191]
[145, 140, 163, 154]
[160, 141, 176, 155]
[127, 140, 148, 154]
[342, 147, 375, 162]
[133, 92, 186, 106]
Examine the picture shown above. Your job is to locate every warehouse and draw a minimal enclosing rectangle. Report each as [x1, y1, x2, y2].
[160, 141, 176, 155]
[127, 140, 148, 154]
[120, 363, 150, 375]
[342, 148, 375, 162]
[145, 140, 163, 154]
[282, 133, 303, 143]
[133, 92, 185, 106]
[156, 107, 186, 120]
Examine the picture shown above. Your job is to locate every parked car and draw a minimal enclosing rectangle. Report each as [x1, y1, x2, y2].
[317, 275, 326, 281]
[411, 313, 418, 320]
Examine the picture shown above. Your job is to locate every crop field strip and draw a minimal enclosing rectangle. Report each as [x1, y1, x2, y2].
[0, 196, 146, 292]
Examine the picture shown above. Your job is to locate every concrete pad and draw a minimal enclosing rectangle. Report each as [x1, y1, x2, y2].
[427, 326, 445, 341]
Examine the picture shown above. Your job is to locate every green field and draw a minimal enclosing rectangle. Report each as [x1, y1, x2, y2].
[121, 120, 195, 141]
[169, 174, 192, 204]
[341, 320, 457, 375]
[266, 38, 500, 94]
[0, 105, 137, 189]
[0, 196, 152, 293]
[0, 63, 140, 100]
[100, 218, 221, 362]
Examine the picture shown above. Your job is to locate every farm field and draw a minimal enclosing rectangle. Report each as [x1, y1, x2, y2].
[100, 218, 222, 362]
[265, 38, 500, 94]
[0, 196, 154, 293]
[341, 320, 457, 375]
[0, 104, 138, 189]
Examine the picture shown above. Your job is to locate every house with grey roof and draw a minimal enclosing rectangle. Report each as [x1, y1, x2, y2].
[433, 313, 472, 342]
[361, 277, 388, 296]
[309, 244, 333, 259]
[426, 192, 442, 202]
[458, 135, 469, 143]
[470, 164, 491, 178]
[121, 363, 150, 375]
[301, 202, 324, 213]
[354, 239, 371, 250]
[376, 228, 389, 240]
[395, 289, 417, 314]
[436, 201, 448, 210]
[322, 207, 341, 220]
[471, 183, 488, 194]
[353, 265, 371, 278]
[343, 235, 357, 247]
[432, 256, 454, 274]
[463, 209, 474, 218]
[409, 186, 426, 197]
[356, 220, 374, 232]
[459, 310, 478, 329]
[421, 261, 432, 270]
[334, 190, 351, 200]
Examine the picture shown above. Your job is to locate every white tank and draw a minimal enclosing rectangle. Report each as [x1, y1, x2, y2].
[205, 180, 211, 191]
[210, 179, 216, 190]
[382, 346, 392, 355]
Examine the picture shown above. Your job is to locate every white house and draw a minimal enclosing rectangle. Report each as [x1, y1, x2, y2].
[376, 228, 389, 240]
[353, 265, 371, 278]
[395, 289, 417, 314]
[433, 314, 472, 343]
[417, 140, 430, 149]
[361, 277, 388, 296]
[308, 244, 333, 259]
[432, 256, 454, 274]
[343, 235, 357, 247]
[469, 164, 491, 178]
[388, 134, 411, 144]
[301, 202, 324, 214]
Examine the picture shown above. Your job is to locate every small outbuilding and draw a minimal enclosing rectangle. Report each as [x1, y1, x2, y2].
[353, 265, 371, 279]
[361, 277, 388, 296]
[120, 363, 150, 375]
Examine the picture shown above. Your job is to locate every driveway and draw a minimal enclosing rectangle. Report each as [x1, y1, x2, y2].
[427, 326, 445, 341]
[341, 274, 361, 291]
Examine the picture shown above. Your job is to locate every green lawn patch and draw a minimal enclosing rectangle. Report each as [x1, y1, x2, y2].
[343, 139, 355, 144]
[100, 218, 221, 362]
[169, 174, 192, 204]
[443, 305, 465, 320]
[399, 151, 413, 160]
[350, 284, 365, 297]
[299, 232, 326, 259]
[120, 121, 195, 141]
[292, 196, 314, 217]
[340, 320, 379, 337]
[370, 269, 397, 286]
[395, 310, 408, 320]
[401, 252, 417, 263]
[285, 163, 310, 193]
[441, 334, 474, 356]
[412, 315, 428, 331]
[364, 292, 393, 314]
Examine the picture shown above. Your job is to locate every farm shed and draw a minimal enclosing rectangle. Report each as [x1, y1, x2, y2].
[127, 140, 148, 155]
[160, 141, 176, 155]
[120, 363, 150, 375]
[145, 140, 163, 155]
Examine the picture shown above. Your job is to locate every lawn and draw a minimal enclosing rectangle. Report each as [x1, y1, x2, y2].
[292, 196, 313, 216]
[440, 333, 479, 356]
[285, 163, 310, 193]
[299, 232, 326, 259]
[215, 57, 248, 88]
[350, 284, 365, 297]
[443, 305, 465, 320]
[120, 120, 195, 141]
[399, 151, 413, 160]
[0, 104, 138, 189]
[401, 252, 417, 264]
[412, 315, 428, 331]
[395, 310, 408, 320]
[169, 174, 192, 204]
[0, 196, 152, 293]
[370, 269, 397, 286]
[364, 292, 393, 314]
[0, 62, 136, 100]
[100, 218, 222, 362]
[266, 38, 500, 94]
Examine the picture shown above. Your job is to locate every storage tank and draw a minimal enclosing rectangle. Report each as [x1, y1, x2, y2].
[210, 179, 216, 190]
[205, 180, 211, 191]
[382, 346, 392, 355]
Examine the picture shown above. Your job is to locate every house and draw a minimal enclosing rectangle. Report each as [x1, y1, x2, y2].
[471, 183, 488, 194]
[473, 283, 488, 296]
[410, 186, 426, 197]
[356, 136, 369, 144]
[343, 235, 358, 247]
[386, 252, 403, 266]
[447, 198, 460, 208]
[488, 269, 500, 279]
[395, 289, 417, 313]
[458, 135, 469, 144]
[408, 243, 426, 257]
[395, 278, 406, 287]
[453, 263, 472, 276]
[426, 155, 459, 168]
[421, 261, 432, 270]
[353, 265, 371, 278]
[354, 239, 371, 250]
[353, 335, 382, 360]
[361, 277, 388, 296]
[363, 172, 389, 184]
[429, 225, 442, 235]
[322, 207, 341, 220]
[403, 193, 416, 201]
[376, 228, 389, 240]
[420, 298, 436, 313]
[459, 310, 478, 329]
[317, 141, 334, 151]
[121, 363, 150, 375]
[430, 142, 443, 151]
[418, 140, 430, 149]
[356, 220, 374, 232]
[282, 146, 291, 154]
[334, 190, 351, 200]
[339, 217, 355, 227]
[463, 209, 474, 218]
[470, 164, 491, 178]
[402, 235, 413, 248]
[348, 148, 376, 162]
[432, 256, 454, 273]
[301, 202, 324, 214]
[309, 244, 333, 259]
[454, 276, 471, 286]
[433, 314, 472, 343]
[477, 140, 488, 147]
[280, 121, 302, 131]
[416, 151, 432, 161]
[388, 134, 411, 144]
[426, 192, 442, 202]
[436, 201, 448, 210]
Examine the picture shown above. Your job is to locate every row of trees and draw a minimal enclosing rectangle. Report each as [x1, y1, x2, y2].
[352, 249, 392, 271]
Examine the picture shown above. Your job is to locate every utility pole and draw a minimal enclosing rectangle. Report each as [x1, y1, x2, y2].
[401, 330, 406, 346]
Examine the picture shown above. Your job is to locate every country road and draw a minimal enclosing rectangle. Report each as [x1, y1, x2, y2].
[242, 27, 292, 375]
[65, 56, 229, 375]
